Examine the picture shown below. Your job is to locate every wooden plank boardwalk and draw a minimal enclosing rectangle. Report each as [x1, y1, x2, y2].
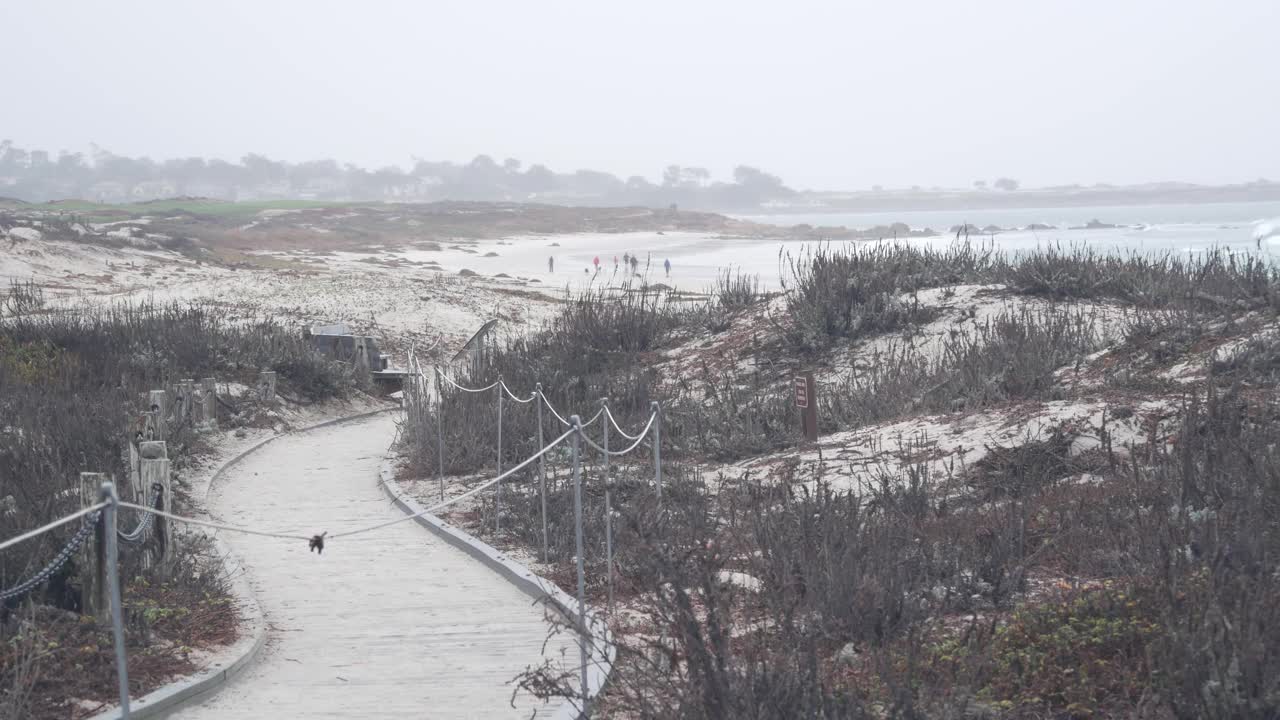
[173, 412, 571, 719]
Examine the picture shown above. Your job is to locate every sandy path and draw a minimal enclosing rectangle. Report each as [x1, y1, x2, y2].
[173, 412, 568, 719]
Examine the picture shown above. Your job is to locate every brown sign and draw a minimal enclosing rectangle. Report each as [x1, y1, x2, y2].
[796, 372, 818, 442]
[794, 376, 809, 408]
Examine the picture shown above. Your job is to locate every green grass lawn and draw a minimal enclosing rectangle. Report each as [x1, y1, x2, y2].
[8, 198, 364, 219]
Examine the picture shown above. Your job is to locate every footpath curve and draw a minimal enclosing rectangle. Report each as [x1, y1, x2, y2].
[159, 410, 573, 719]
[88, 407, 399, 720]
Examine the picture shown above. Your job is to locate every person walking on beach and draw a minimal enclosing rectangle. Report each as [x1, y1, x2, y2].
[593, 255, 600, 271]
[664, 258, 671, 277]
[613, 255, 619, 269]
[623, 252, 630, 267]
[548, 256, 554, 272]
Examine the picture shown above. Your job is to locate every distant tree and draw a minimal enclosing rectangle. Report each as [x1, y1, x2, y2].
[993, 177, 1020, 191]
[502, 157, 522, 174]
[522, 164, 558, 193]
[206, 158, 242, 185]
[625, 175, 655, 191]
[241, 153, 288, 184]
[0, 140, 17, 172]
[725, 165, 794, 206]
[569, 169, 624, 195]
[680, 167, 711, 187]
[411, 159, 459, 183]
[96, 151, 155, 187]
[973, 180, 988, 190]
[662, 165, 682, 187]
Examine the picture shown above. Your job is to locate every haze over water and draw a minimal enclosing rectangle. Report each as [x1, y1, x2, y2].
[388, 201, 1280, 296]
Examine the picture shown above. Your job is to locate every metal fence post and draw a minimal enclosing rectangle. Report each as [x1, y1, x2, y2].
[601, 399, 613, 615]
[99, 481, 131, 718]
[537, 383, 548, 563]
[435, 366, 445, 504]
[570, 415, 589, 710]
[652, 401, 662, 503]
[495, 376, 503, 534]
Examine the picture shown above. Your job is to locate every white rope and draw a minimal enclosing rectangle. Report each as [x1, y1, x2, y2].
[604, 406, 647, 441]
[435, 368, 500, 394]
[578, 413, 657, 456]
[581, 407, 605, 428]
[115, 503, 315, 541]
[500, 381, 537, 404]
[332, 426, 576, 540]
[0, 502, 109, 553]
[538, 392, 605, 428]
[541, 392, 573, 427]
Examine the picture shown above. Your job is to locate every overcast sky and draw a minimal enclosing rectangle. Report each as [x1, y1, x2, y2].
[5, 0, 1277, 190]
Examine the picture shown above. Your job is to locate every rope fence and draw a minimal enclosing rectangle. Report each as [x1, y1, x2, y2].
[0, 347, 666, 717]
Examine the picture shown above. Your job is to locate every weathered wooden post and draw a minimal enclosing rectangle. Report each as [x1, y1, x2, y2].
[795, 372, 818, 443]
[258, 371, 277, 403]
[148, 390, 167, 441]
[354, 337, 371, 382]
[139, 441, 172, 579]
[128, 428, 142, 503]
[79, 472, 108, 620]
[178, 379, 196, 424]
[142, 411, 160, 441]
[200, 378, 217, 430]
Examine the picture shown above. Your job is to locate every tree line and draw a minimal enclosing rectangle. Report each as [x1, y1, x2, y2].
[0, 141, 795, 209]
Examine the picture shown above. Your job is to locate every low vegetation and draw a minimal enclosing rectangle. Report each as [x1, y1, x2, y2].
[404, 239, 1280, 717]
[0, 301, 354, 719]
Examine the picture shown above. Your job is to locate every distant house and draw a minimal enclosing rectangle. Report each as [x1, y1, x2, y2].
[132, 180, 178, 200]
[88, 181, 129, 203]
[184, 182, 236, 200]
[298, 177, 346, 200]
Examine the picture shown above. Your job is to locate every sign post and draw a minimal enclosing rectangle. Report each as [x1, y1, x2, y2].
[795, 372, 818, 443]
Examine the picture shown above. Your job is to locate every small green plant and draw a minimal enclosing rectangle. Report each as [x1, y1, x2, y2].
[968, 588, 1158, 715]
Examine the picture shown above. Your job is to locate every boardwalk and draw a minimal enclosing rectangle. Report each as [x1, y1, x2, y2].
[174, 412, 571, 719]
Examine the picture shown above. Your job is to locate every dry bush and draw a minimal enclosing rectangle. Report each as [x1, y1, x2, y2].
[824, 305, 1103, 429]
[713, 268, 762, 310]
[2, 281, 44, 318]
[0, 302, 352, 612]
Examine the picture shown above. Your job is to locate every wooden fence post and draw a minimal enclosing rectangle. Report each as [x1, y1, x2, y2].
[79, 472, 108, 620]
[200, 377, 217, 430]
[354, 337, 371, 381]
[258, 371, 277, 403]
[139, 441, 173, 579]
[178, 379, 195, 425]
[148, 390, 167, 441]
[128, 430, 142, 502]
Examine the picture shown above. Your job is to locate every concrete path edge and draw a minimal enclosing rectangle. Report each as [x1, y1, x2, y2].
[88, 404, 399, 720]
[377, 457, 617, 720]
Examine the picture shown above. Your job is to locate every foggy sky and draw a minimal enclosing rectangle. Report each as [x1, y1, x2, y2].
[5, 0, 1277, 190]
